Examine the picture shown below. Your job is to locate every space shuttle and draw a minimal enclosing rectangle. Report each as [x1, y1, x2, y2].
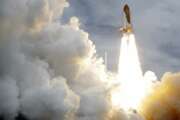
[120, 4, 133, 34]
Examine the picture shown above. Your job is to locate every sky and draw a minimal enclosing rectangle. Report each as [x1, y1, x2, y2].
[62, 0, 180, 77]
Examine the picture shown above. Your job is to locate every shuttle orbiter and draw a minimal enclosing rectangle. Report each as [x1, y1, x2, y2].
[120, 4, 133, 34]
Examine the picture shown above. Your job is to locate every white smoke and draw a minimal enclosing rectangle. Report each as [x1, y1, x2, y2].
[0, 0, 112, 120]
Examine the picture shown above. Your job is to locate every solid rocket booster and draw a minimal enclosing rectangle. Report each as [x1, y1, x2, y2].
[120, 4, 133, 34]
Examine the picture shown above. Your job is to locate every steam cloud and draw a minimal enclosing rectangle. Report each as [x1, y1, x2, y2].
[0, 0, 110, 119]
[0, 0, 179, 120]
[140, 72, 180, 120]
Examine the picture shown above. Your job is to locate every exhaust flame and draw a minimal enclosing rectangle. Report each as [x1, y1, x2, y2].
[111, 34, 153, 111]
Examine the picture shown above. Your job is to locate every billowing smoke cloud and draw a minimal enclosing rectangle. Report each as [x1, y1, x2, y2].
[139, 72, 180, 120]
[0, 0, 111, 119]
